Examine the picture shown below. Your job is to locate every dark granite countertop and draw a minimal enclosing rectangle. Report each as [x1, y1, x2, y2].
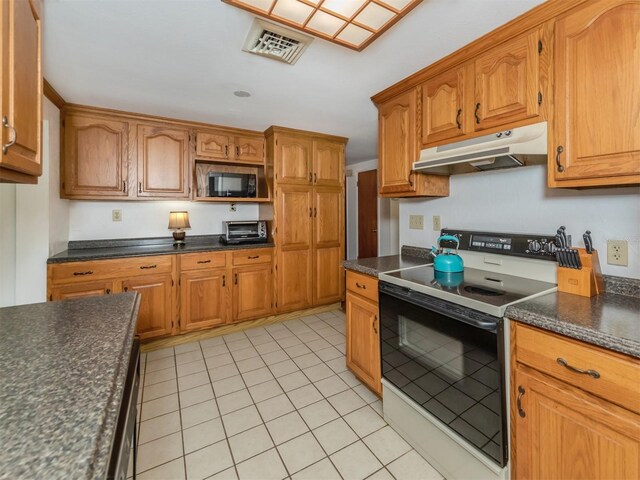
[507, 276, 640, 359]
[343, 246, 432, 277]
[0, 293, 140, 479]
[48, 235, 274, 264]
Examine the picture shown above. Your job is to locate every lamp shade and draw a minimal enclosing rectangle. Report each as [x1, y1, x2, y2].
[168, 211, 191, 230]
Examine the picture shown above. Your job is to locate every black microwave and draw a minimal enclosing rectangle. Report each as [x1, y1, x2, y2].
[208, 172, 256, 198]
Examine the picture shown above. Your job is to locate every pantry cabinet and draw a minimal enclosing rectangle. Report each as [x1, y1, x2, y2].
[511, 322, 640, 480]
[274, 134, 313, 185]
[0, 0, 43, 183]
[550, 0, 640, 187]
[345, 271, 381, 395]
[313, 187, 343, 305]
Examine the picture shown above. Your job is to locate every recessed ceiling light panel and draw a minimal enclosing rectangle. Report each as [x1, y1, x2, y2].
[234, 90, 252, 97]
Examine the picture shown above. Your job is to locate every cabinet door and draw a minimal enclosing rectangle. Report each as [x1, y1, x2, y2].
[513, 367, 640, 480]
[0, 0, 42, 178]
[180, 269, 227, 332]
[234, 135, 264, 164]
[346, 292, 381, 395]
[474, 29, 540, 131]
[63, 114, 130, 197]
[233, 264, 272, 321]
[276, 185, 313, 312]
[313, 187, 343, 305]
[551, 0, 640, 186]
[123, 274, 174, 339]
[378, 89, 418, 194]
[49, 281, 114, 301]
[274, 134, 312, 185]
[421, 66, 467, 146]
[313, 139, 343, 187]
[196, 131, 231, 161]
[137, 124, 189, 197]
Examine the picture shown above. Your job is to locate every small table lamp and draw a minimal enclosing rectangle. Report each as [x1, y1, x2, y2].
[168, 211, 191, 246]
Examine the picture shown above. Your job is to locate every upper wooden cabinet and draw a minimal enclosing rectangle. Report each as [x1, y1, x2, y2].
[63, 113, 130, 197]
[274, 134, 313, 185]
[378, 89, 450, 198]
[550, 0, 640, 187]
[196, 131, 264, 164]
[196, 131, 229, 160]
[136, 124, 190, 198]
[235, 135, 264, 164]
[421, 66, 467, 146]
[0, 0, 43, 184]
[313, 139, 344, 187]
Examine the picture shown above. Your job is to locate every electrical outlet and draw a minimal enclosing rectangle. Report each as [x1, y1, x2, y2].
[409, 215, 424, 230]
[112, 209, 122, 222]
[229, 203, 237, 212]
[433, 215, 441, 231]
[607, 240, 628, 266]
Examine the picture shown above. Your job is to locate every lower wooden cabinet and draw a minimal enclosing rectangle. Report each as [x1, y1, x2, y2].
[49, 281, 114, 301]
[180, 268, 228, 332]
[123, 274, 174, 340]
[511, 322, 640, 480]
[232, 264, 273, 322]
[345, 271, 381, 395]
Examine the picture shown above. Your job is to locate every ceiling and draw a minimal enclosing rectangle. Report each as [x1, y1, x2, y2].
[43, 0, 545, 164]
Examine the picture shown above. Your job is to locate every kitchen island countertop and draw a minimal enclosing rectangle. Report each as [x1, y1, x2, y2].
[0, 293, 140, 479]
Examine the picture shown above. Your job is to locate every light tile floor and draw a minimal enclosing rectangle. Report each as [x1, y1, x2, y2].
[130, 310, 444, 480]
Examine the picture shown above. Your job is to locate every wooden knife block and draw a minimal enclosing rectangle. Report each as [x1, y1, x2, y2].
[557, 248, 605, 297]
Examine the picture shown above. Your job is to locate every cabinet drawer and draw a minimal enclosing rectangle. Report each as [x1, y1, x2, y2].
[346, 270, 378, 303]
[232, 249, 273, 266]
[514, 323, 640, 413]
[50, 255, 173, 284]
[180, 251, 227, 271]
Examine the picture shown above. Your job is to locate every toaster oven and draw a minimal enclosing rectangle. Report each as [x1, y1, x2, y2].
[221, 221, 268, 245]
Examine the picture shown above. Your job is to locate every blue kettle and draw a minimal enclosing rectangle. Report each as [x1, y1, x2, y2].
[431, 235, 464, 273]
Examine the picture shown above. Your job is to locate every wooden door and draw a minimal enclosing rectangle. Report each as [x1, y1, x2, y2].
[196, 131, 231, 161]
[551, 0, 640, 186]
[513, 367, 640, 480]
[274, 134, 312, 185]
[346, 292, 381, 395]
[357, 170, 378, 259]
[313, 139, 343, 187]
[0, 0, 42, 177]
[421, 66, 467, 146]
[232, 264, 272, 321]
[474, 29, 540, 131]
[313, 187, 343, 305]
[63, 114, 130, 197]
[123, 274, 174, 339]
[276, 185, 313, 312]
[137, 124, 189, 197]
[49, 281, 114, 301]
[234, 135, 264, 164]
[378, 89, 418, 194]
[180, 269, 227, 332]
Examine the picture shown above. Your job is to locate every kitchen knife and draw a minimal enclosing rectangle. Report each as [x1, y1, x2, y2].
[565, 248, 575, 269]
[583, 230, 593, 254]
[573, 249, 582, 269]
[556, 229, 566, 248]
[560, 226, 568, 248]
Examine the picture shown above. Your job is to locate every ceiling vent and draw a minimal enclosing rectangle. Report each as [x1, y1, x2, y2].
[243, 18, 313, 65]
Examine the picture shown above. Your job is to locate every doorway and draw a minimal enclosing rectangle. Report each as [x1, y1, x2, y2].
[357, 169, 378, 259]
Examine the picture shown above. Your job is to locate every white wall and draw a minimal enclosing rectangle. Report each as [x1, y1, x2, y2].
[0, 184, 16, 307]
[68, 201, 259, 240]
[345, 159, 400, 259]
[399, 165, 640, 278]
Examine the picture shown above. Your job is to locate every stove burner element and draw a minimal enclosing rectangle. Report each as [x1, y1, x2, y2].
[463, 285, 506, 296]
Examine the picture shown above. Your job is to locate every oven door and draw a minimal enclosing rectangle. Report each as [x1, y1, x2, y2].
[379, 282, 507, 467]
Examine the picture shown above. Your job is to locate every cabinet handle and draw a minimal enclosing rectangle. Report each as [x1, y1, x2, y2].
[355, 282, 366, 289]
[313, 173, 317, 183]
[225, 145, 229, 157]
[314, 207, 317, 218]
[139, 264, 157, 270]
[372, 315, 378, 334]
[222, 275, 226, 287]
[197, 259, 211, 264]
[106, 288, 111, 294]
[474, 103, 481, 124]
[122, 181, 126, 193]
[247, 255, 259, 259]
[556, 357, 600, 379]
[517, 385, 526, 418]
[234, 273, 238, 285]
[455, 109, 462, 130]
[73, 271, 94, 276]
[309, 208, 312, 217]
[555, 146, 565, 173]
[2, 116, 16, 154]
[124, 286, 129, 292]
[408, 173, 413, 187]
[236, 146, 240, 157]
[138, 182, 142, 194]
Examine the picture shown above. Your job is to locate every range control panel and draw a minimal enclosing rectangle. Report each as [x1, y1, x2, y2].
[440, 229, 558, 261]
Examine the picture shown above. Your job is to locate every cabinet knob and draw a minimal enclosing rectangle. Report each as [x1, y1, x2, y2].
[2, 116, 17, 154]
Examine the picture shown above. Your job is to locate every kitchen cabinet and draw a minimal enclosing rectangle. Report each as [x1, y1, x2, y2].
[136, 123, 190, 198]
[345, 271, 381, 395]
[232, 263, 273, 321]
[313, 187, 343, 305]
[550, 0, 640, 187]
[180, 269, 228, 332]
[0, 0, 43, 184]
[196, 131, 230, 161]
[234, 135, 265, 164]
[123, 274, 175, 340]
[511, 322, 640, 479]
[196, 130, 265, 164]
[421, 66, 467, 146]
[313, 139, 344, 187]
[49, 281, 114, 301]
[377, 89, 450, 198]
[274, 134, 313, 185]
[62, 113, 130, 197]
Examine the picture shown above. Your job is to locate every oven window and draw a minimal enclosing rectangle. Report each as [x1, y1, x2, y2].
[380, 292, 505, 466]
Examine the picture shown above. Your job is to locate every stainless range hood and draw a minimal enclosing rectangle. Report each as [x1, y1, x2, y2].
[414, 122, 548, 175]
